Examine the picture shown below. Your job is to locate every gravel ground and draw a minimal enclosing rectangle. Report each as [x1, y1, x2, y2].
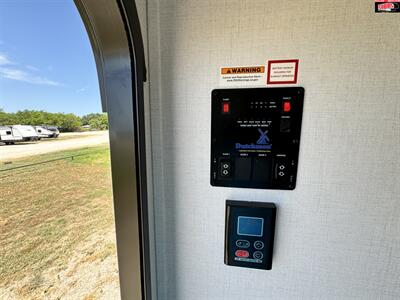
[0, 131, 109, 161]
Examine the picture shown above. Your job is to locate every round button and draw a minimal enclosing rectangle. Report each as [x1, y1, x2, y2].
[253, 251, 263, 260]
[254, 241, 264, 250]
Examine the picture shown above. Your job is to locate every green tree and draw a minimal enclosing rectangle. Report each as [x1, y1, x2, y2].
[58, 113, 82, 132]
[0, 109, 16, 125]
[81, 113, 108, 130]
[0, 109, 83, 132]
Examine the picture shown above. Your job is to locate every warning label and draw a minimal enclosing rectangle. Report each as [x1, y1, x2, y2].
[220, 65, 266, 86]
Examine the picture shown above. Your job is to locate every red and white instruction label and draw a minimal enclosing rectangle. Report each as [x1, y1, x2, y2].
[267, 59, 299, 84]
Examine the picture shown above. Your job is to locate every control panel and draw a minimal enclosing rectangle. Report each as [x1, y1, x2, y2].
[211, 87, 304, 189]
[225, 200, 276, 270]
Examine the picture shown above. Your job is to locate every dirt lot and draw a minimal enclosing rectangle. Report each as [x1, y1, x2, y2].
[0, 146, 120, 299]
[0, 131, 109, 162]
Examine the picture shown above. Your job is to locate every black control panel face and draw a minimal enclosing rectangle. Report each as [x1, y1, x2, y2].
[211, 87, 304, 190]
[225, 200, 276, 270]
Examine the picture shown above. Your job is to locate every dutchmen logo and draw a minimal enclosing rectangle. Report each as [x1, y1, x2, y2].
[256, 128, 270, 145]
[235, 129, 272, 150]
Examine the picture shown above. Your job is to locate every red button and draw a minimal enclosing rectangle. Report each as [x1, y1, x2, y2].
[283, 101, 291, 112]
[235, 250, 249, 258]
[222, 102, 230, 113]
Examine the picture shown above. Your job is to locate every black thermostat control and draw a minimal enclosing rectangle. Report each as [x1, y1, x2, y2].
[225, 200, 276, 270]
[211, 87, 304, 190]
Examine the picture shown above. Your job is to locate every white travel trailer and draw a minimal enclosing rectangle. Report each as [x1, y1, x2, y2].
[12, 125, 39, 142]
[34, 126, 59, 139]
[0, 126, 23, 145]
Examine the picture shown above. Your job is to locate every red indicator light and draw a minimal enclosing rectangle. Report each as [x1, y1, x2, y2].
[235, 250, 249, 258]
[222, 102, 230, 113]
[283, 101, 291, 113]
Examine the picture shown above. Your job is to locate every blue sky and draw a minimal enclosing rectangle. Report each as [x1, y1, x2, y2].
[0, 0, 101, 116]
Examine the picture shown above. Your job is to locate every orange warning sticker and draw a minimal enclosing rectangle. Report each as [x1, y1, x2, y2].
[220, 65, 266, 86]
[221, 66, 265, 75]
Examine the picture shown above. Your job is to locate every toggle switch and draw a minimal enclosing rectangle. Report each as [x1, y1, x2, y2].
[222, 102, 230, 114]
[283, 101, 291, 113]
[280, 116, 291, 133]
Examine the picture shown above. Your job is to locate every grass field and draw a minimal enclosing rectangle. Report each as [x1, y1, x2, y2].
[0, 146, 120, 299]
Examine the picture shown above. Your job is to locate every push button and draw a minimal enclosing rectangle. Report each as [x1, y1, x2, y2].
[220, 161, 232, 178]
[275, 157, 289, 182]
[277, 164, 286, 178]
[235, 250, 249, 258]
[253, 251, 264, 260]
[236, 240, 250, 248]
[254, 240, 264, 250]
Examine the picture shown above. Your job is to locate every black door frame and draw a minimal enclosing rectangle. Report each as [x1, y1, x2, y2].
[74, 1, 152, 299]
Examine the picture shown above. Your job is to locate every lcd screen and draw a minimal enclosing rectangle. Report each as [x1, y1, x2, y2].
[237, 216, 264, 237]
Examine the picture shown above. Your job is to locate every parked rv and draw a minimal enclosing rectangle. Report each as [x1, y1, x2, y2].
[34, 126, 59, 139]
[44, 125, 60, 138]
[12, 125, 39, 141]
[0, 126, 23, 145]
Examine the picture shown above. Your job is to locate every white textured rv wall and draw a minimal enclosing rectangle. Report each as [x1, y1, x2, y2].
[146, 1, 400, 299]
